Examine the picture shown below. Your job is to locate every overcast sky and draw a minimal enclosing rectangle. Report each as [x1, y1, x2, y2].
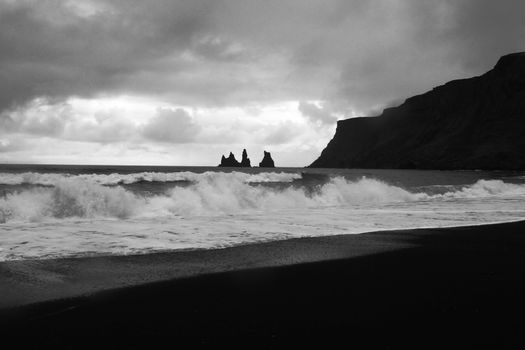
[0, 0, 524, 166]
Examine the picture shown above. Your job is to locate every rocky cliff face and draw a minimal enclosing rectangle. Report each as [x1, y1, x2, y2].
[310, 52, 525, 170]
[259, 151, 275, 168]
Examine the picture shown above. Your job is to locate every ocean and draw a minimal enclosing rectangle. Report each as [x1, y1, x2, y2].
[1, 164, 524, 261]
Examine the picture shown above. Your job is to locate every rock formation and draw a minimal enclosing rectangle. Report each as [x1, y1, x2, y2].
[259, 151, 275, 168]
[219, 152, 241, 167]
[310, 52, 525, 170]
[219, 149, 251, 167]
[240, 149, 251, 167]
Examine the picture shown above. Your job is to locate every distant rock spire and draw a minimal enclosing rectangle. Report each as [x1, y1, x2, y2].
[218, 149, 252, 167]
[240, 149, 251, 167]
[259, 151, 275, 168]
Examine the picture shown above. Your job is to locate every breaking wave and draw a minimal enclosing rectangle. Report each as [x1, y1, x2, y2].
[0, 180, 140, 222]
[0, 171, 302, 186]
[0, 173, 524, 223]
[437, 179, 525, 199]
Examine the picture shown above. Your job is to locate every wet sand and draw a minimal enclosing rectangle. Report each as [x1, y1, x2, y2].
[1, 221, 525, 348]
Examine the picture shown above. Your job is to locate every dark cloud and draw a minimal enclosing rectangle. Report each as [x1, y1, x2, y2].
[142, 108, 200, 143]
[441, 0, 525, 71]
[0, 0, 218, 110]
[364, 98, 404, 118]
[0, 0, 524, 118]
[334, 0, 525, 115]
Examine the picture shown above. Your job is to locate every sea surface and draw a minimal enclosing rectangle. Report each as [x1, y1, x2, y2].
[1, 164, 525, 261]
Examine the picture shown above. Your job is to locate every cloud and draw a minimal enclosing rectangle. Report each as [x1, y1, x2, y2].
[64, 117, 137, 144]
[332, 0, 525, 114]
[0, 0, 217, 111]
[1, 0, 524, 116]
[0, 98, 141, 144]
[0, 137, 28, 153]
[262, 121, 300, 144]
[0, 0, 524, 165]
[298, 101, 338, 125]
[142, 108, 200, 143]
[0, 98, 70, 136]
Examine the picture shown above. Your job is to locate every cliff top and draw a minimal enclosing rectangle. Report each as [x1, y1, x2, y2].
[494, 51, 525, 71]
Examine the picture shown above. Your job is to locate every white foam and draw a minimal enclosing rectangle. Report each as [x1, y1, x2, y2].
[0, 171, 302, 186]
[0, 180, 141, 222]
[437, 179, 525, 199]
[1, 175, 525, 261]
[0, 175, 417, 221]
[1, 175, 524, 223]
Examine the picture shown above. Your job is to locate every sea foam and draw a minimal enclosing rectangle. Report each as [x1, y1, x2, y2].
[2, 171, 525, 261]
[0, 171, 302, 186]
[1, 172, 524, 223]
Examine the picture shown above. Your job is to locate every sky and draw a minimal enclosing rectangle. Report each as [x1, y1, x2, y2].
[0, 0, 524, 166]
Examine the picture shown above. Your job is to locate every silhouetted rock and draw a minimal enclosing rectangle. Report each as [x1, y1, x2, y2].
[240, 149, 251, 167]
[259, 151, 275, 168]
[219, 149, 252, 167]
[219, 152, 241, 167]
[310, 52, 525, 170]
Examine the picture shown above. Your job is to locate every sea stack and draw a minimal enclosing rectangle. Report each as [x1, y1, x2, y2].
[259, 151, 275, 168]
[218, 149, 252, 167]
[310, 52, 525, 170]
[240, 149, 251, 167]
[218, 152, 241, 167]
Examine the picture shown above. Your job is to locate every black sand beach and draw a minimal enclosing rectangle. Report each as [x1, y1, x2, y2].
[2, 221, 525, 348]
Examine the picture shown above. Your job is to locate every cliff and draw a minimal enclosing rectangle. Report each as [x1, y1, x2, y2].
[259, 151, 275, 168]
[310, 52, 525, 170]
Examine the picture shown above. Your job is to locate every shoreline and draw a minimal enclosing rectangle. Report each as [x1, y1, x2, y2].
[3, 216, 524, 263]
[0, 224, 420, 309]
[2, 220, 525, 347]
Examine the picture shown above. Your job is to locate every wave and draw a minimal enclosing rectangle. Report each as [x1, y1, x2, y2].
[0, 180, 140, 222]
[437, 180, 525, 199]
[0, 171, 302, 186]
[0, 175, 524, 223]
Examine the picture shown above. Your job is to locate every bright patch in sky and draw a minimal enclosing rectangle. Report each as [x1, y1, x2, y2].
[0, 96, 336, 166]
